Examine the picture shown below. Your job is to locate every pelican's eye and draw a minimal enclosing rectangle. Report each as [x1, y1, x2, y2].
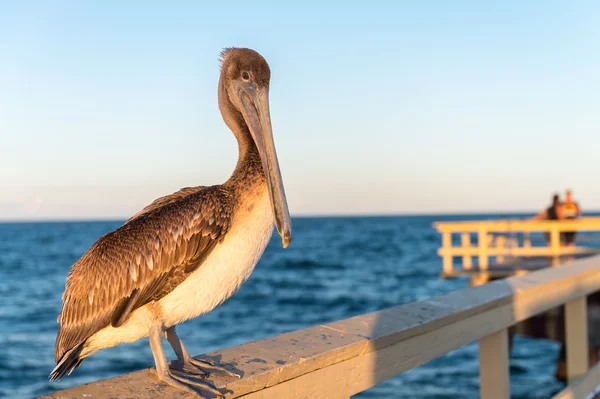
[241, 71, 250, 82]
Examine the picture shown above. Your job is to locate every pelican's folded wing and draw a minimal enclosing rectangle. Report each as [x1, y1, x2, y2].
[53, 186, 234, 368]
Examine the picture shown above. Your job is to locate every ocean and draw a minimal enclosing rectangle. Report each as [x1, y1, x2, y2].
[0, 215, 570, 398]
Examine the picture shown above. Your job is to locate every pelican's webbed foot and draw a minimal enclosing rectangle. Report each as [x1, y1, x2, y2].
[185, 356, 240, 379]
[152, 367, 224, 398]
[149, 323, 225, 398]
[165, 326, 240, 379]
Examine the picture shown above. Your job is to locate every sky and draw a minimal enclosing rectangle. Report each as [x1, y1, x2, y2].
[1, 1, 599, 220]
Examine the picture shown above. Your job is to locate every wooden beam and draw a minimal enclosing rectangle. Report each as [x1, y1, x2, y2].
[437, 246, 599, 258]
[243, 307, 517, 399]
[479, 328, 510, 399]
[433, 217, 600, 233]
[442, 232, 453, 274]
[478, 228, 489, 271]
[461, 232, 472, 270]
[551, 225, 561, 264]
[496, 235, 506, 264]
[565, 297, 589, 382]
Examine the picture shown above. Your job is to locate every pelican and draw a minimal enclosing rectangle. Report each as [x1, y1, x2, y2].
[49, 47, 292, 398]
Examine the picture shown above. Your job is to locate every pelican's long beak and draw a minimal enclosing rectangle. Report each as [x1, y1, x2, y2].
[236, 85, 292, 248]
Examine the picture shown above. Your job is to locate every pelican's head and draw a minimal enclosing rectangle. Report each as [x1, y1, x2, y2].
[219, 48, 291, 248]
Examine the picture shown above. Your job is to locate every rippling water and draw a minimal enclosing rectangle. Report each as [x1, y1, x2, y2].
[0, 215, 569, 398]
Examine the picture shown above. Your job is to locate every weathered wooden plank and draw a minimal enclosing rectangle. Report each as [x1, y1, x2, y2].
[479, 329, 510, 399]
[36, 255, 600, 399]
[496, 235, 506, 263]
[442, 231, 453, 274]
[478, 228, 489, 270]
[566, 297, 589, 382]
[242, 303, 517, 398]
[438, 246, 600, 258]
[461, 232, 473, 269]
[433, 217, 600, 233]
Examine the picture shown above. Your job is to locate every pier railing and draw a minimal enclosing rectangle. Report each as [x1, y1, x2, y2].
[433, 217, 600, 279]
[38, 254, 600, 399]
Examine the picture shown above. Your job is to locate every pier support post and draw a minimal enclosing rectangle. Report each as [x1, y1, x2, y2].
[550, 224, 561, 265]
[477, 228, 489, 284]
[479, 328, 510, 399]
[496, 235, 506, 264]
[442, 232, 452, 275]
[461, 232, 472, 270]
[565, 296, 589, 382]
[478, 228, 489, 270]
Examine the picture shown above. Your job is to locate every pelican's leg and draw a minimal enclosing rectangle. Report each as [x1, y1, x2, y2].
[165, 326, 240, 379]
[165, 326, 209, 377]
[149, 323, 224, 398]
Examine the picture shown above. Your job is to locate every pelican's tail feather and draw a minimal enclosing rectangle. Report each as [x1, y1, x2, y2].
[49, 341, 85, 382]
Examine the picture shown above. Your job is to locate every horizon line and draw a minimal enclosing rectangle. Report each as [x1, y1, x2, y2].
[3, 209, 599, 224]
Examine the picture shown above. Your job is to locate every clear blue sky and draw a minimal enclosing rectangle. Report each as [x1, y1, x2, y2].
[1, 1, 599, 220]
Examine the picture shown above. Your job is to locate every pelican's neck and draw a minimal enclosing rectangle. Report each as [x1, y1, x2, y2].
[228, 131, 265, 188]
[218, 81, 265, 190]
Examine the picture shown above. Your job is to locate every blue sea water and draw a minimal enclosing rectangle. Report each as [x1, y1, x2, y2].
[0, 215, 571, 398]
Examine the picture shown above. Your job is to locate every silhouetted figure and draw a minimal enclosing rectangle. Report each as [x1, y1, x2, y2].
[561, 189, 581, 250]
[532, 194, 564, 244]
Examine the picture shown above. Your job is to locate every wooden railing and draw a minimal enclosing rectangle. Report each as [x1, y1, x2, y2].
[433, 217, 600, 278]
[38, 254, 600, 399]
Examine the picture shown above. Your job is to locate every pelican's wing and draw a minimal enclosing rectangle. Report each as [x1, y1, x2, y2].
[52, 185, 234, 374]
[126, 186, 206, 222]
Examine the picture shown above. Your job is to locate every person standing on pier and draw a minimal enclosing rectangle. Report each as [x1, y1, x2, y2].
[561, 189, 581, 257]
[532, 194, 563, 224]
[532, 194, 564, 259]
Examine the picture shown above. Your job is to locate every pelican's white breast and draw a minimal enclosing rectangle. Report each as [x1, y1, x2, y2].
[159, 188, 274, 327]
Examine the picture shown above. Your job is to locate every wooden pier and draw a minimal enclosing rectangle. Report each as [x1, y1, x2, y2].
[434, 216, 600, 386]
[37, 241, 600, 398]
[434, 217, 600, 285]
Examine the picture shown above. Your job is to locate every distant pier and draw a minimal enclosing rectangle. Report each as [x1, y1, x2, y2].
[434, 217, 600, 284]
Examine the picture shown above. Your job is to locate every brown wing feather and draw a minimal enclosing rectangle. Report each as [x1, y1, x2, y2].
[54, 185, 234, 363]
[126, 186, 206, 222]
